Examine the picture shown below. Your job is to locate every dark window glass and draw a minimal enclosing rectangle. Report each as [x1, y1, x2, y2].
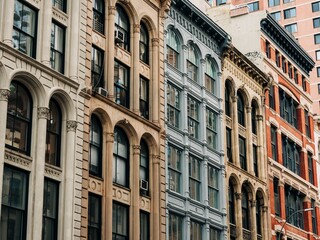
[248, 1, 259, 12]
[1, 166, 28, 240]
[91, 46, 104, 89]
[318, 84, 320, 94]
[50, 22, 65, 73]
[140, 211, 149, 240]
[187, 44, 198, 82]
[42, 179, 59, 240]
[228, 181, 236, 224]
[168, 145, 182, 193]
[308, 152, 314, 185]
[112, 202, 129, 240]
[114, 61, 129, 108]
[208, 165, 219, 208]
[285, 185, 304, 229]
[265, 41, 271, 58]
[169, 213, 182, 240]
[6, 81, 33, 155]
[88, 194, 101, 240]
[282, 57, 287, 73]
[166, 28, 179, 68]
[313, 18, 320, 28]
[113, 127, 129, 187]
[167, 84, 180, 128]
[294, 68, 298, 83]
[273, 178, 280, 216]
[217, 0, 226, 5]
[256, 196, 262, 236]
[239, 136, 247, 170]
[13, 0, 37, 58]
[209, 228, 220, 240]
[302, 76, 307, 91]
[52, 0, 66, 12]
[283, 0, 294, 3]
[251, 103, 257, 134]
[189, 156, 201, 201]
[284, 8, 296, 19]
[46, 99, 62, 167]
[315, 34, 320, 44]
[269, 0, 280, 7]
[237, 93, 245, 126]
[279, 89, 298, 128]
[275, 50, 281, 67]
[241, 187, 250, 230]
[140, 23, 149, 64]
[282, 135, 301, 175]
[226, 128, 232, 162]
[93, 0, 104, 34]
[140, 140, 149, 196]
[312, 200, 317, 234]
[115, 5, 130, 51]
[206, 108, 218, 150]
[312, 2, 320, 12]
[305, 110, 310, 138]
[205, 57, 216, 94]
[187, 97, 199, 139]
[253, 144, 258, 177]
[271, 125, 278, 161]
[269, 86, 275, 110]
[140, 76, 149, 119]
[317, 67, 320, 77]
[225, 85, 231, 116]
[190, 220, 202, 240]
[89, 115, 102, 177]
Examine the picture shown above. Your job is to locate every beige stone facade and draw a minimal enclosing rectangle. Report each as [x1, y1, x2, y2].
[80, 0, 170, 239]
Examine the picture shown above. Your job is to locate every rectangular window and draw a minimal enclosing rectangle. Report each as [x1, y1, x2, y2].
[266, 41, 271, 58]
[208, 165, 219, 209]
[282, 57, 287, 73]
[206, 108, 218, 150]
[88, 194, 101, 240]
[317, 67, 320, 77]
[140, 76, 149, 119]
[283, 0, 294, 3]
[285, 23, 297, 33]
[169, 213, 183, 240]
[112, 202, 129, 240]
[282, 135, 301, 175]
[285, 185, 304, 229]
[269, 0, 280, 7]
[315, 34, 320, 44]
[187, 97, 199, 139]
[93, 0, 104, 34]
[316, 50, 320, 60]
[13, 0, 37, 58]
[189, 156, 201, 201]
[312, 1, 320, 12]
[312, 200, 317, 234]
[314, 18, 320, 28]
[239, 136, 247, 170]
[42, 179, 59, 240]
[273, 178, 280, 216]
[209, 228, 220, 240]
[253, 144, 258, 177]
[302, 76, 307, 91]
[52, 0, 67, 12]
[248, 1, 259, 12]
[271, 11, 281, 21]
[318, 84, 320, 94]
[271, 125, 278, 161]
[308, 152, 314, 184]
[190, 220, 202, 240]
[217, 0, 227, 5]
[167, 84, 180, 128]
[269, 86, 275, 110]
[140, 211, 149, 240]
[91, 45, 104, 89]
[288, 63, 293, 78]
[114, 61, 129, 108]
[51, 22, 65, 73]
[168, 145, 182, 193]
[305, 110, 310, 138]
[275, 50, 281, 67]
[294, 68, 298, 84]
[226, 128, 232, 162]
[280, 89, 298, 128]
[284, 8, 296, 19]
[1, 166, 28, 240]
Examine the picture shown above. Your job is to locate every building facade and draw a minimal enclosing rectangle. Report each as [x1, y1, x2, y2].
[223, 46, 270, 240]
[0, 0, 86, 239]
[206, 5, 318, 240]
[164, 0, 231, 239]
[80, 0, 170, 240]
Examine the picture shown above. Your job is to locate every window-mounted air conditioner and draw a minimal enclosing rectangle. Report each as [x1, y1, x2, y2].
[97, 87, 108, 97]
[140, 179, 149, 191]
[115, 30, 124, 43]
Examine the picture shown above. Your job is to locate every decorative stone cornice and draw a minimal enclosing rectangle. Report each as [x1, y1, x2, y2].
[38, 107, 50, 119]
[0, 89, 10, 101]
[67, 120, 78, 132]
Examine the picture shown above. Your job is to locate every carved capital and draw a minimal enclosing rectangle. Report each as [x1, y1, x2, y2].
[133, 24, 140, 33]
[106, 133, 114, 143]
[262, 206, 268, 212]
[0, 89, 10, 101]
[152, 38, 159, 47]
[250, 200, 256, 208]
[67, 120, 78, 132]
[152, 155, 160, 164]
[246, 106, 252, 113]
[133, 145, 141, 155]
[108, 6, 116, 15]
[232, 96, 238, 103]
[235, 192, 242, 200]
[38, 107, 50, 119]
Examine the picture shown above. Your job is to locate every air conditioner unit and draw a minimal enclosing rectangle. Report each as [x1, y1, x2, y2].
[140, 179, 149, 191]
[115, 30, 124, 43]
[97, 87, 108, 97]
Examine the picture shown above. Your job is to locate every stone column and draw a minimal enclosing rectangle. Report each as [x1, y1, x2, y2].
[184, 148, 189, 197]
[107, 6, 116, 99]
[1, 0, 14, 45]
[256, 115, 264, 179]
[0, 89, 10, 216]
[235, 192, 243, 239]
[68, 0, 80, 80]
[183, 86, 188, 135]
[262, 206, 269, 240]
[203, 159, 208, 206]
[181, 45, 188, 84]
[246, 107, 253, 174]
[132, 25, 140, 113]
[63, 120, 77, 239]
[152, 38, 159, 123]
[152, 155, 160, 240]
[40, 0, 52, 66]
[232, 96, 240, 167]
[132, 145, 140, 240]
[105, 133, 114, 240]
[32, 107, 50, 240]
[250, 200, 257, 240]
[217, 72, 222, 99]
[199, 59, 205, 87]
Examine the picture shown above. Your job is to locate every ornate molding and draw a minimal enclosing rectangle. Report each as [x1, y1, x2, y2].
[4, 150, 32, 167]
[67, 120, 78, 132]
[45, 165, 62, 178]
[152, 38, 159, 47]
[0, 89, 10, 101]
[38, 107, 49, 119]
[133, 24, 140, 33]
[108, 6, 116, 15]
[235, 192, 242, 200]
[133, 145, 141, 155]
[152, 155, 160, 164]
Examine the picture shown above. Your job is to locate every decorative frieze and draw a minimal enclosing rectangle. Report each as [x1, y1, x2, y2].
[112, 186, 131, 205]
[4, 150, 32, 168]
[45, 165, 62, 179]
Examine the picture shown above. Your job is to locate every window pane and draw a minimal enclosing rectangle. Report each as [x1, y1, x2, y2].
[284, 8, 296, 19]
[169, 213, 182, 240]
[112, 203, 128, 239]
[140, 212, 149, 240]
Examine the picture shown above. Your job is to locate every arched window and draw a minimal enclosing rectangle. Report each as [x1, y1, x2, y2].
[140, 139, 149, 195]
[256, 192, 263, 237]
[140, 23, 149, 64]
[115, 5, 130, 51]
[237, 93, 245, 126]
[45, 99, 62, 166]
[251, 101, 257, 134]
[166, 28, 179, 68]
[205, 57, 216, 94]
[6, 81, 32, 155]
[187, 44, 198, 82]
[89, 114, 103, 177]
[113, 127, 129, 187]
[93, 0, 104, 34]
[228, 180, 237, 240]
[225, 83, 231, 117]
[241, 186, 250, 230]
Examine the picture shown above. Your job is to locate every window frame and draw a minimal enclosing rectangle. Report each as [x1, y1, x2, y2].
[115, 5, 130, 51]
[189, 155, 201, 201]
[93, 0, 104, 34]
[166, 28, 179, 68]
[206, 108, 218, 150]
[139, 76, 149, 119]
[308, 152, 314, 185]
[89, 114, 103, 177]
[140, 139, 149, 196]
[114, 60, 130, 108]
[305, 110, 310, 138]
[140, 211, 149, 240]
[285, 23, 298, 33]
[190, 220, 202, 240]
[316, 50, 320, 61]
[237, 93, 245, 126]
[50, 21, 65, 74]
[253, 144, 258, 177]
[312, 1, 320, 12]
[167, 83, 181, 128]
[186, 44, 199, 82]
[112, 202, 129, 240]
[167, 145, 182, 193]
[273, 178, 280, 216]
[226, 128, 232, 162]
[313, 18, 320, 28]
[241, 187, 250, 230]
[271, 11, 281, 21]
[269, 0, 280, 7]
[284, 8, 296, 19]
[208, 164, 219, 209]
[239, 136, 247, 170]
[140, 23, 149, 64]
[91, 45, 104, 89]
[52, 0, 67, 13]
[169, 213, 183, 240]
[187, 96, 200, 139]
[271, 125, 278, 161]
[248, 1, 259, 12]
[315, 34, 320, 44]
[88, 193, 102, 240]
